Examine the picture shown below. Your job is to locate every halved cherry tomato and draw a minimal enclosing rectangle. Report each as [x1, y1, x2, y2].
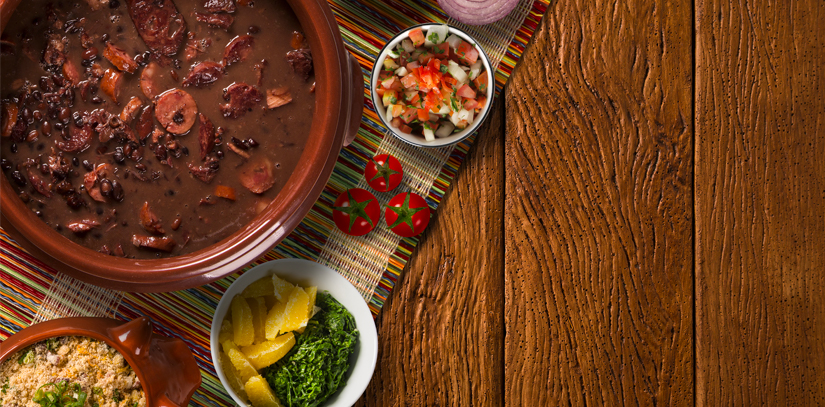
[385, 192, 431, 237]
[333, 188, 380, 236]
[365, 154, 403, 192]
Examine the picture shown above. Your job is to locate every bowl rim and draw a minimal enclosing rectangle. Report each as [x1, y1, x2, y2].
[370, 23, 495, 148]
[0, 0, 354, 291]
[209, 258, 379, 407]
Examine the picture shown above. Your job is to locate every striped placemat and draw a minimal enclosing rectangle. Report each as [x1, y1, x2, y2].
[0, 0, 549, 405]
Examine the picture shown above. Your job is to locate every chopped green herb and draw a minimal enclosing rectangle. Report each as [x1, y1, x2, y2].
[2, 378, 9, 395]
[46, 338, 60, 352]
[439, 65, 448, 73]
[263, 293, 358, 407]
[113, 389, 122, 403]
[18, 348, 34, 365]
[427, 32, 439, 44]
[33, 381, 87, 407]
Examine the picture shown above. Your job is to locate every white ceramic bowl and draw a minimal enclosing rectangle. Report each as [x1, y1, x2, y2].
[371, 23, 495, 148]
[210, 258, 379, 407]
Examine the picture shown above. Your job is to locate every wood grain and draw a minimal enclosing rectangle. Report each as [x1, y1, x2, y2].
[695, 0, 825, 404]
[356, 101, 505, 406]
[503, 0, 694, 405]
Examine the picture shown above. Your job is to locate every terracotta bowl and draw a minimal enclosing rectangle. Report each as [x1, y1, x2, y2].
[0, 0, 363, 291]
[0, 317, 201, 407]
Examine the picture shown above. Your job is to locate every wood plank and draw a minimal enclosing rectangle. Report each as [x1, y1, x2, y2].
[356, 101, 505, 406]
[503, 1, 694, 405]
[695, 1, 825, 404]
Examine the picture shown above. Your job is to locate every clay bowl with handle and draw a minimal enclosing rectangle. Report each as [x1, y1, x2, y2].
[0, 0, 363, 291]
[0, 317, 201, 407]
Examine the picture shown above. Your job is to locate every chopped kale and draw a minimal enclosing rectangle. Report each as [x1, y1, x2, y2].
[263, 293, 358, 407]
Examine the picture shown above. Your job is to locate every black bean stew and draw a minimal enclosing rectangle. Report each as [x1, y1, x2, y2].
[1, 0, 315, 258]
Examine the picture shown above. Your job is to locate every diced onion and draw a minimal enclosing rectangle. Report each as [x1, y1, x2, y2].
[437, 0, 519, 25]
[448, 60, 468, 83]
[388, 49, 400, 59]
[445, 34, 462, 50]
[401, 39, 415, 53]
[395, 66, 409, 77]
[386, 104, 394, 122]
[437, 103, 451, 115]
[423, 127, 435, 141]
[383, 58, 399, 70]
[429, 113, 440, 122]
[469, 60, 482, 80]
[428, 25, 450, 45]
[435, 121, 455, 137]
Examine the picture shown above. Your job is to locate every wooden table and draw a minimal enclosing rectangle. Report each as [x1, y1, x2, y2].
[357, 0, 825, 405]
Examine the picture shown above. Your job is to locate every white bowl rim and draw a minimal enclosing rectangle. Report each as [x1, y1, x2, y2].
[209, 258, 379, 407]
[370, 23, 496, 148]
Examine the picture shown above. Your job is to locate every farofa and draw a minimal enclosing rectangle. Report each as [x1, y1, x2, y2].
[0, 336, 146, 407]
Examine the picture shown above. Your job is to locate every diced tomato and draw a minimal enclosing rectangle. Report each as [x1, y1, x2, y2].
[425, 89, 443, 112]
[457, 84, 476, 99]
[391, 104, 404, 117]
[416, 108, 429, 121]
[475, 96, 487, 112]
[418, 51, 434, 64]
[432, 42, 450, 58]
[455, 41, 479, 65]
[427, 58, 441, 72]
[400, 107, 417, 123]
[401, 72, 420, 90]
[442, 75, 457, 88]
[399, 123, 414, 134]
[376, 88, 386, 97]
[463, 98, 479, 110]
[391, 117, 403, 128]
[379, 69, 394, 81]
[418, 66, 440, 90]
[383, 90, 399, 106]
[381, 76, 396, 89]
[408, 93, 421, 106]
[409, 28, 425, 47]
[473, 71, 489, 94]
[427, 121, 440, 131]
[406, 61, 420, 71]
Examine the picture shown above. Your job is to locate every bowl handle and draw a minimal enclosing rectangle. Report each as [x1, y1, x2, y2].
[107, 316, 153, 357]
[342, 52, 364, 147]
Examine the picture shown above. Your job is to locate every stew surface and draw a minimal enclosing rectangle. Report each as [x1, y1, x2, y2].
[0, 0, 315, 258]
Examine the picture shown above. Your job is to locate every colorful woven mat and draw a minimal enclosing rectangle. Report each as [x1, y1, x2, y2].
[1, 0, 548, 405]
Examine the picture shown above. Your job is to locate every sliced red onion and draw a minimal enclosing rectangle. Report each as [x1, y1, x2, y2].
[438, 0, 519, 25]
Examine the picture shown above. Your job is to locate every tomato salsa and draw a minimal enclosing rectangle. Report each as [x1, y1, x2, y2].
[375, 25, 489, 141]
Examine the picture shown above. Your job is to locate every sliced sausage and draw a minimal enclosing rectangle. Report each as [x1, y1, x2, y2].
[265, 87, 292, 109]
[219, 82, 261, 119]
[204, 0, 236, 13]
[120, 97, 143, 123]
[42, 34, 67, 72]
[188, 158, 219, 183]
[139, 202, 165, 234]
[67, 219, 100, 234]
[286, 48, 313, 80]
[140, 62, 163, 99]
[61, 59, 82, 86]
[253, 59, 266, 87]
[222, 35, 254, 67]
[125, 0, 187, 58]
[195, 12, 234, 30]
[239, 157, 275, 194]
[27, 169, 53, 198]
[183, 36, 211, 63]
[103, 43, 139, 73]
[131, 235, 176, 252]
[1, 103, 19, 138]
[136, 105, 154, 141]
[155, 89, 197, 134]
[182, 61, 224, 87]
[100, 68, 124, 104]
[197, 113, 215, 160]
[57, 124, 93, 153]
